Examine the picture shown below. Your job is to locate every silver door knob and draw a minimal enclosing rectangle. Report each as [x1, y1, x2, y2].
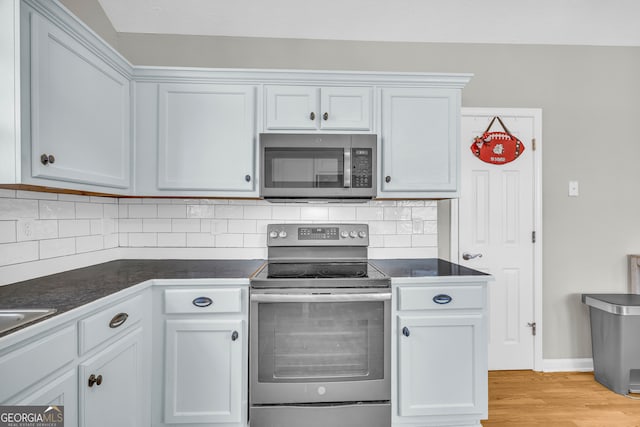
[462, 252, 483, 260]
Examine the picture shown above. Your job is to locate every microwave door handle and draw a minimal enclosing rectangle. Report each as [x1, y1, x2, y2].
[343, 148, 351, 188]
[250, 292, 391, 303]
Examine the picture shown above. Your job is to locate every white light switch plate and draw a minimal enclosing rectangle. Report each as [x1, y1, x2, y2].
[569, 181, 579, 197]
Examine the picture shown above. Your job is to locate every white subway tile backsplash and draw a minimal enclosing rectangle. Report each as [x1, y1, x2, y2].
[39, 200, 75, 220]
[104, 204, 118, 218]
[214, 205, 243, 219]
[384, 207, 412, 221]
[40, 237, 75, 259]
[128, 204, 158, 218]
[412, 206, 438, 220]
[356, 207, 384, 221]
[76, 235, 104, 253]
[119, 219, 143, 233]
[328, 207, 356, 221]
[243, 234, 266, 248]
[58, 219, 91, 238]
[159, 204, 187, 218]
[0, 221, 16, 243]
[76, 203, 104, 219]
[16, 219, 58, 241]
[216, 233, 243, 247]
[0, 241, 39, 266]
[58, 193, 89, 202]
[143, 219, 172, 233]
[129, 233, 158, 247]
[186, 233, 215, 247]
[383, 235, 411, 247]
[187, 205, 216, 218]
[171, 219, 201, 233]
[0, 198, 39, 220]
[412, 234, 438, 247]
[272, 206, 300, 220]
[369, 221, 397, 235]
[228, 219, 257, 234]
[17, 190, 58, 200]
[157, 233, 186, 247]
[104, 233, 118, 249]
[0, 190, 440, 271]
[244, 205, 272, 219]
[300, 206, 329, 221]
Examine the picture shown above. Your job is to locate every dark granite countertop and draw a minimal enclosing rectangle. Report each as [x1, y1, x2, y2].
[371, 258, 489, 278]
[0, 259, 264, 319]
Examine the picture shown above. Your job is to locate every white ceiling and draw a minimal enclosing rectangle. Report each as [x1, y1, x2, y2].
[97, 0, 640, 47]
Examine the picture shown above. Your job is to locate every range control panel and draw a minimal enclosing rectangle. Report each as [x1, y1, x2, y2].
[267, 223, 369, 247]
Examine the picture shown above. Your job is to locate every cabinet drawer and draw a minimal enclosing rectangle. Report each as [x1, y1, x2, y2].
[164, 288, 242, 314]
[0, 325, 75, 402]
[397, 285, 484, 311]
[79, 294, 144, 355]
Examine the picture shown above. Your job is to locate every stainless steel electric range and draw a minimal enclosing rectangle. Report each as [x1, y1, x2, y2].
[249, 223, 391, 427]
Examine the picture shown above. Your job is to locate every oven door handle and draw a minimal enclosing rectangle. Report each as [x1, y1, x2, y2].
[250, 292, 391, 303]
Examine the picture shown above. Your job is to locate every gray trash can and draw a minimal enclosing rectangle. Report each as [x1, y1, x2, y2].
[582, 293, 640, 395]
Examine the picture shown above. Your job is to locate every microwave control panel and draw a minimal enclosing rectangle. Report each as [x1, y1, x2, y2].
[352, 148, 373, 188]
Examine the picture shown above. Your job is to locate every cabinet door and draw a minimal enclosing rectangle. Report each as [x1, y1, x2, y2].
[164, 318, 243, 424]
[29, 13, 130, 189]
[397, 314, 486, 417]
[79, 328, 143, 427]
[264, 85, 319, 130]
[17, 369, 78, 427]
[380, 88, 459, 197]
[320, 87, 372, 130]
[158, 83, 256, 191]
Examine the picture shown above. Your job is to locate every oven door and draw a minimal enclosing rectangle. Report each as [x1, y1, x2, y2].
[250, 288, 390, 405]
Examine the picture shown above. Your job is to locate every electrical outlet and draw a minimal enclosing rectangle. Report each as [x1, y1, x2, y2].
[569, 181, 579, 197]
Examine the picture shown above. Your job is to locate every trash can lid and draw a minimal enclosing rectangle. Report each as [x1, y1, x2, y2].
[582, 293, 640, 315]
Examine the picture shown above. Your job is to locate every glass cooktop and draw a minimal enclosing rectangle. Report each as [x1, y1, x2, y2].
[251, 262, 389, 288]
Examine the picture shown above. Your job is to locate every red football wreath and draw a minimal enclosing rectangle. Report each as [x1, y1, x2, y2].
[470, 116, 525, 165]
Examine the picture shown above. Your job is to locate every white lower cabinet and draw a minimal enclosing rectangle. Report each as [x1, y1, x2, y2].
[164, 319, 243, 424]
[17, 369, 78, 426]
[393, 282, 488, 427]
[153, 284, 249, 427]
[79, 328, 144, 427]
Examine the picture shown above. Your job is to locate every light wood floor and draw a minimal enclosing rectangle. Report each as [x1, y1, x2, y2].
[482, 370, 640, 426]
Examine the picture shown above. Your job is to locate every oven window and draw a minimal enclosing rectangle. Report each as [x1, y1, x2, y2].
[257, 301, 385, 382]
[264, 148, 344, 188]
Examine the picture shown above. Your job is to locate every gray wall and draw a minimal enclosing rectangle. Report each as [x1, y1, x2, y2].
[57, 1, 640, 360]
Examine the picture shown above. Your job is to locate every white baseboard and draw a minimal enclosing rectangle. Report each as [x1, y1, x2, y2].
[543, 358, 593, 372]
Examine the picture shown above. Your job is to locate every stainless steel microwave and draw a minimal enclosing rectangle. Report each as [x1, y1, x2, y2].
[259, 133, 377, 201]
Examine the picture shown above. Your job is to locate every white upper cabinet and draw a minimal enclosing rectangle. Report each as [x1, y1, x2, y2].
[28, 13, 131, 190]
[379, 87, 460, 198]
[265, 85, 372, 131]
[156, 83, 256, 192]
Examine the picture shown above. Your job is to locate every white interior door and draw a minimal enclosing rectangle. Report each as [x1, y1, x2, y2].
[457, 108, 541, 370]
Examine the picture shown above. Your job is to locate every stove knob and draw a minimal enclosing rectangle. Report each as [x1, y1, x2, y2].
[279, 231, 288, 238]
[349, 231, 357, 238]
[340, 231, 349, 238]
[358, 231, 367, 238]
[269, 231, 278, 239]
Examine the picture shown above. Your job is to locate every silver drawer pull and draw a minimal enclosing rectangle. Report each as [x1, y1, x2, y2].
[433, 294, 453, 305]
[193, 296, 213, 308]
[109, 312, 128, 328]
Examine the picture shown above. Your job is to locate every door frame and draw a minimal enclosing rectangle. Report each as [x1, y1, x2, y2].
[450, 107, 543, 371]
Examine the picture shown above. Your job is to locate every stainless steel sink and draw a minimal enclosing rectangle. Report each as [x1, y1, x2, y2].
[0, 309, 57, 334]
